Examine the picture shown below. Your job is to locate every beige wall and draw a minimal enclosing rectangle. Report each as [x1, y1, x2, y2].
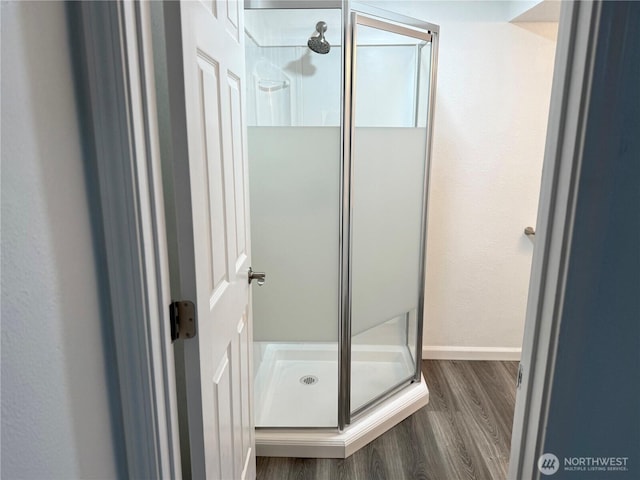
[423, 22, 558, 356]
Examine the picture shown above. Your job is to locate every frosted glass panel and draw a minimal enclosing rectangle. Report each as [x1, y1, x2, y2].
[350, 19, 432, 414]
[351, 128, 426, 335]
[249, 127, 340, 342]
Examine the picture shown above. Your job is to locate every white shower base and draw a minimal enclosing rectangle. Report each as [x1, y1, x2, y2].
[254, 342, 429, 458]
[254, 342, 415, 427]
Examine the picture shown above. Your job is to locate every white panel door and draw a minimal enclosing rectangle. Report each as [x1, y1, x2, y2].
[164, 1, 255, 479]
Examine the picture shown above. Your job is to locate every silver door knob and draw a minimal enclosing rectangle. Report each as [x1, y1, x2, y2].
[248, 267, 266, 286]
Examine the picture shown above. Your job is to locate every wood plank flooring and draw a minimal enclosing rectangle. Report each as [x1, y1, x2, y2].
[256, 360, 519, 480]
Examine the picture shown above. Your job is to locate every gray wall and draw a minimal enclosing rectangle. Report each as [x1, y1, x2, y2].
[1, 2, 124, 478]
[541, 2, 640, 478]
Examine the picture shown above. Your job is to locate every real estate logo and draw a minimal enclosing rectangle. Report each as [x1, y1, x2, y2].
[538, 453, 560, 475]
[537, 453, 630, 475]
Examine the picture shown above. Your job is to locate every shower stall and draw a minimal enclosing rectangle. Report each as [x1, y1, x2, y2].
[245, 0, 439, 457]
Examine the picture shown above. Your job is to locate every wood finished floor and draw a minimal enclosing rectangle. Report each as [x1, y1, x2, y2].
[256, 360, 519, 480]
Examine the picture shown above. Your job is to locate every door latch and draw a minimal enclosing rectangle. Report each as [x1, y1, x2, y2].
[248, 267, 266, 286]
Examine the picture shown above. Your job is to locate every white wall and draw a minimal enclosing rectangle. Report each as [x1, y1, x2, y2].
[1, 2, 121, 478]
[423, 22, 558, 358]
[245, 39, 424, 127]
[245, 43, 343, 127]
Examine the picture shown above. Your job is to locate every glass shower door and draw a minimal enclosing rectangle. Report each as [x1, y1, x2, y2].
[348, 12, 435, 417]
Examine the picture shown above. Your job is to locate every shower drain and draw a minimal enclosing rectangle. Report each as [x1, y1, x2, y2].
[299, 375, 319, 386]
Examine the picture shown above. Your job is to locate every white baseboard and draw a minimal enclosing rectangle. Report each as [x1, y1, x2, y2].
[423, 345, 522, 361]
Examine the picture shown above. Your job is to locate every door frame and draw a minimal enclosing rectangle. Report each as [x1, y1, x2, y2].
[70, 1, 181, 478]
[72, 0, 600, 477]
[508, 1, 601, 478]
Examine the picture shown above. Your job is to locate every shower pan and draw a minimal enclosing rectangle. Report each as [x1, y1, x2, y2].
[245, 0, 439, 457]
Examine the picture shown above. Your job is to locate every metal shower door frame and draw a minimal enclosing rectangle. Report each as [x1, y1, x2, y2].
[339, 3, 439, 429]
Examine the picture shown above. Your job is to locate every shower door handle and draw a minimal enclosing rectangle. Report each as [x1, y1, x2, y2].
[248, 267, 266, 286]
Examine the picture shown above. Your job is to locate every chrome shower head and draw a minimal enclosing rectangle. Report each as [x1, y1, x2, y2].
[308, 21, 330, 54]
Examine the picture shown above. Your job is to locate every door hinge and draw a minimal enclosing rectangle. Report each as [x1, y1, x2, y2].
[516, 363, 524, 389]
[169, 300, 196, 342]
